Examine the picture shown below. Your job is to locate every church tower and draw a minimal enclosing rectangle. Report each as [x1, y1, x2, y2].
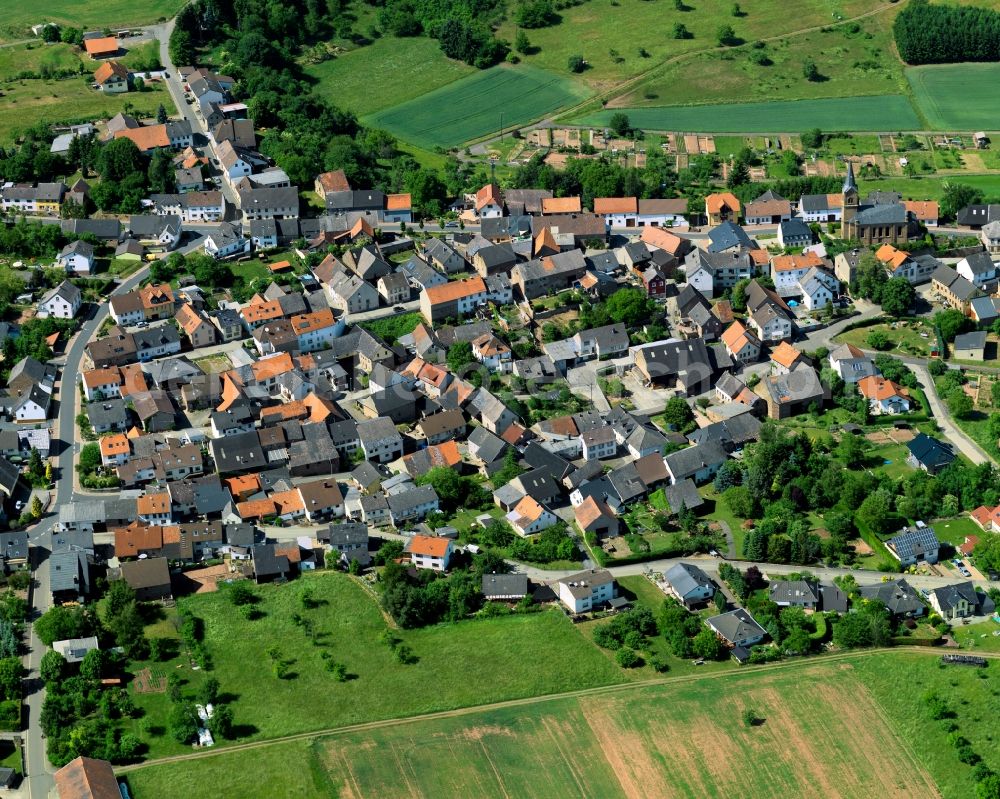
[842, 160, 859, 227]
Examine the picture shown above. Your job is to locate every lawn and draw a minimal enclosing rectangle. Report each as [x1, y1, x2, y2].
[306, 36, 474, 118]
[573, 95, 920, 134]
[0, 0, 183, 41]
[952, 620, 1000, 653]
[857, 174, 1000, 203]
[612, 12, 905, 110]
[367, 64, 591, 150]
[360, 312, 422, 346]
[126, 654, 946, 799]
[835, 318, 934, 358]
[124, 572, 626, 759]
[907, 62, 1000, 130]
[0, 75, 168, 144]
[930, 515, 981, 547]
[952, 412, 1000, 462]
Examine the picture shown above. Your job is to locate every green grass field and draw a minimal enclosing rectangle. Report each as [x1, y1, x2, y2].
[306, 36, 474, 118]
[907, 63, 1000, 130]
[494, 0, 878, 87]
[367, 64, 590, 149]
[361, 312, 422, 346]
[612, 12, 904, 110]
[0, 42, 82, 77]
[574, 95, 920, 134]
[0, 0, 182, 42]
[858, 174, 1000, 202]
[125, 572, 625, 760]
[126, 653, 952, 799]
[0, 77, 168, 143]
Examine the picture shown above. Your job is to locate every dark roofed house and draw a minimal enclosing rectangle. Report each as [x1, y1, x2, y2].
[325, 523, 370, 568]
[928, 581, 995, 620]
[768, 579, 820, 609]
[906, 433, 955, 474]
[859, 578, 925, 618]
[663, 478, 705, 514]
[481, 572, 529, 601]
[119, 557, 172, 601]
[706, 608, 766, 647]
[252, 543, 291, 583]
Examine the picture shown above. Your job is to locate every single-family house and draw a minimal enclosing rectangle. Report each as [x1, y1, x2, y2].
[405, 534, 452, 571]
[706, 608, 766, 647]
[954, 330, 988, 360]
[828, 343, 878, 383]
[557, 569, 616, 613]
[858, 375, 911, 415]
[906, 433, 956, 474]
[928, 582, 995, 620]
[886, 525, 940, 567]
[37, 280, 81, 319]
[705, 192, 740, 225]
[506, 495, 558, 536]
[57, 240, 95, 274]
[664, 562, 715, 608]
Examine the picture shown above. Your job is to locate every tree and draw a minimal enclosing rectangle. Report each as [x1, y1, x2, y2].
[516, 0, 556, 28]
[934, 309, 971, 342]
[947, 389, 974, 419]
[156, 104, 168, 124]
[30, 496, 42, 520]
[615, 647, 640, 668]
[605, 286, 656, 326]
[832, 601, 891, 648]
[731, 278, 750, 312]
[568, 54, 585, 73]
[77, 443, 101, 475]
[731, 2, 744, 15]
[446, 341, 475, 373]
[662, 396, 694, 430]
[725, 485, 756, 519]
[866, 330, 890, 350]
[515, 31, 531, 54]
[742, 707, 759, 726]
[609, 113, 631, 138]
[492, 449, 523, 488]
[802, 59, 820, 81]
[801, 128, 823, 149]
[35, 605, 91, 646]
[39, 650, 66, 684]
[208, 703, 234, 739]
[80, 648, 105, 682]
[168, 704, 199, 744]
[717, 24, 737, 46]
[880, 277, 915, 317]
[857, 489, 894, 534]
[27, 447, 42, 478]
[673, 22, 692, 39]
[837, 433, 868, 468]
[199, 677, 220, 706]
[227, 581, 257, 606]
[691, 628, 723, 660]
[713, 590, 727, 613]
[940, 182, 984, 221]
[0, 658, 24, 701]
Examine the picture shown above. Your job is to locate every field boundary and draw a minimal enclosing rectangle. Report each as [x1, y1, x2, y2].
[117, 646, 997, 775]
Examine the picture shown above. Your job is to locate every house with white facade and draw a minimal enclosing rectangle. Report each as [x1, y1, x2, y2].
[557, 569, 617, 613]
[37, 281, 81, 319]
[405, 534, 452, 571]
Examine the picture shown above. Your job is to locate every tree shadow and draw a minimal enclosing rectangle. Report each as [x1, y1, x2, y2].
[231, 723, 259, 738]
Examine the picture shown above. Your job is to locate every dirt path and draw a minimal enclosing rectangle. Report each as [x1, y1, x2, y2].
[116, 647, 999, 776]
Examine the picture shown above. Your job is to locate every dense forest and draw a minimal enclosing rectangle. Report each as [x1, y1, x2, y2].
[894, 0, 1000, 64]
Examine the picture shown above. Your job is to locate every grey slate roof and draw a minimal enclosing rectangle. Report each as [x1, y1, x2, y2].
[854, 202, 908, 225]
[859, 578, 925, 616]
[930, 581, 994, 615]
[706, 608, 766, 645]
[707, 221, 753, 253]
[954, 330, 988, 351]
[664, 562, 714, 600]
[906, 433, 955, 470]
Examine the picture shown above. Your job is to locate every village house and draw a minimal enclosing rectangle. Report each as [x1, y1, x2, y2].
[828, 343, 877, 383]
[706, 608, 766, 648]
[906, 433, 955, 474]
[744, 191, 791, 225]
[705, 192, 741, 225]
[37, 280, 81, 319]
[405, 534, 452, 571]
[557, 569, 616, 613]
[928, 582, 995, 620]
[886, 525, 940, 567]
[858, 375, 911, 415]
[931, 265, 981, 315]
[506, 496, 558, 536]
[664, 562, 715, 608]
